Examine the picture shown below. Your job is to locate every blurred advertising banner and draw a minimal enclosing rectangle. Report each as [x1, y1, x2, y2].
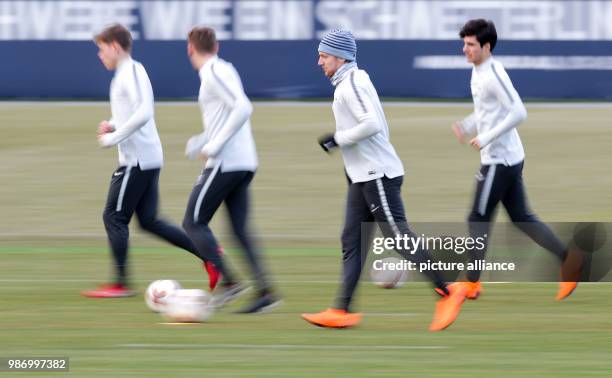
[2, 1, 612, 99]
[2, 0, 612, 41]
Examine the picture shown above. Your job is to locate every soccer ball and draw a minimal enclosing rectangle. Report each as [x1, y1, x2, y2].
[370, 256, 409, 289]
[145, 279, 182, 312]
[162, 289, 214, 323]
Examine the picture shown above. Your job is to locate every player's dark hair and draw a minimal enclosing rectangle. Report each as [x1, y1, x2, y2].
[188, 27, 217, 54]
[94, 24, 132, 52]
[459, 19, 497, 52]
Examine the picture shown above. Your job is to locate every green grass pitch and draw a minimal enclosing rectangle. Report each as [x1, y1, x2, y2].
[0, 102, 611, 377]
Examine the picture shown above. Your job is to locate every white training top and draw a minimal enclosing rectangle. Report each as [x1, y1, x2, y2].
[99, 57, 163, 170]
[460, 56, 527, 166]
[332, 67, 404, 183]
[185, 55, 258, 173]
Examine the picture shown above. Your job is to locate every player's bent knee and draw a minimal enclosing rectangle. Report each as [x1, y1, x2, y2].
[341, 232, 359, 249]
[341, 238, 361, 259]
[103, 208, 124, 227]
[510, 212, 539, 223]
[182, 217, 194, 232]
[182, 217, 207, 233]
[138, 218, 157, 232]
[468, 212, 480, 223]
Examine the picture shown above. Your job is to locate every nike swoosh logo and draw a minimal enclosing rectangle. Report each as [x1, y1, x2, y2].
[114, 172, 124, 177]
[371, 206, 380, 212]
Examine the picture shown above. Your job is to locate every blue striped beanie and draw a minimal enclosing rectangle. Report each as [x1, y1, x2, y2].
[318, 29, 357, 61]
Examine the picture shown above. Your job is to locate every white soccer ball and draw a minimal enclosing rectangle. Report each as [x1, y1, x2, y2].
[370, 256, 409, 289]
[145, 279, 182, 312]
[162, 289, 214, 323]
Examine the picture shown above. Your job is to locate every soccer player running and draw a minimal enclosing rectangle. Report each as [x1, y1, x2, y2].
[182, 27, 280, 313]
[301, 30, 467, 331]
[82, 24, 220, 298]
[451, 19, 579, 300]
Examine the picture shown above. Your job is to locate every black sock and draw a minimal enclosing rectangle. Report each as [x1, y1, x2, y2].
[436, 282, 449, 296]
[116, 265, 128, 287]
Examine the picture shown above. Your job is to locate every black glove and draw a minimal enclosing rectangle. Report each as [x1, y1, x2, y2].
[318, 133, 338, 153]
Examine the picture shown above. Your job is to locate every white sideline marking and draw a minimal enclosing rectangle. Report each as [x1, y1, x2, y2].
[119, 343, 448, 350]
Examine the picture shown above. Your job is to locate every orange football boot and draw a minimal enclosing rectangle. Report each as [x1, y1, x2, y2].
[439, 281, 481, 300]
[461, 281, 482, 300]
[301, 308, 362, 328]
[557, 248, 583, 300]
[430, 284, 467, 332]
[556, 282, 578, 301]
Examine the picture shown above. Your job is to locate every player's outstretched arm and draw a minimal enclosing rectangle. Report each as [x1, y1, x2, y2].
[333, 74, 381, 147]
[200, 65, 253, 158]
[98, 64, 154, 148]
[474, 64, 527, 148]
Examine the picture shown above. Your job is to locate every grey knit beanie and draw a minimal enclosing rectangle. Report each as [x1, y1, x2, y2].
[318, 29, 357, 61]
